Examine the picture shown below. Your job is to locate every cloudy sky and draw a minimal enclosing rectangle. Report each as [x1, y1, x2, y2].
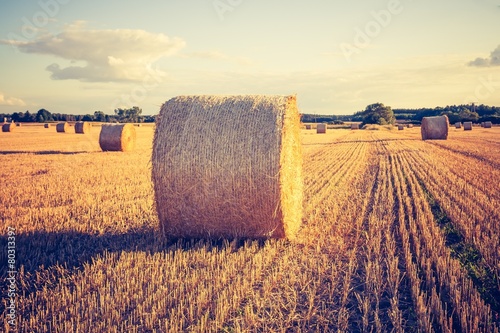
[0, 0, 499, 115]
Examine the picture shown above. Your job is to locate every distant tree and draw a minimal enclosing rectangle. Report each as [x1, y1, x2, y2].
[94, 111, 106, 122]
[360, 103, 395, 126]
[458, 108, 479, 122]
[35, 109, 52, 122]
[82, 114, 93, 121]
[114, 106, 142, 122]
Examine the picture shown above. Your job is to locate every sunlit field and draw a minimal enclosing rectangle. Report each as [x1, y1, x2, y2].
[1, 124, 499, 332]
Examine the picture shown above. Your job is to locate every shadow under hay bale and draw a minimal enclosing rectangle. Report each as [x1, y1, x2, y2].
[2, 123, 15, 132]
[421, 115, 449, 140]
[317, 123, 327, 134]
[56, 122, 70, 133]
[99, 124, 136, 152]
[152, 95, 303, 240]
[75, 121, 91, 134]
[463, 122, 472, 131]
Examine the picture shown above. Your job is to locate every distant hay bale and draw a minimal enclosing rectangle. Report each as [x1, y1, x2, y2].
[407, 124, 414, 128]
[455, 122, 461, 129]
[152, 95, 303, 239]
[136, 123, 142, 127]
[421, 115, 449, 140]
[351, 123, 359, 130]
[305, 124, 312, 130]
[398, 124, 404, 130]
[56, 122, 70, 133]
[463, 122, 472, 131]
[75, 121, 91, 134]
[2, 123, 15, 132]
[317, 123, 327, 134]
[99, 124, 136, 152]
[44, 123, 50, 128]
[481, 122, 484, 127]
[483, 121, 492, 128]
[16, 123, 21, 127]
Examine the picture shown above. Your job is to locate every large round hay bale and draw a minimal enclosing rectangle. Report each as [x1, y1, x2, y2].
[463, 122, 472, 131]
[397, 124, 404, 130]
[421, 115, 449, 140]
[152, 95, 303, 239]
[483, 121, 492, 128]
[44, 123, 50, 128]
[317, 123, 327, 134]
[2, 123, 15, 132]
[75, 121, 91, 134]
[99, 124, 136, 152]
[56, 122, 70, 133]
[351, 123, 359, 130]
[455, 122, 461, 129]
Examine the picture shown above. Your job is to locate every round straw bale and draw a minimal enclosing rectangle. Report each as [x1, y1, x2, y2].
[305, 124, 312, 130]
[2, 123, 15, 132]
[351, 123, 359, 130]
[99, 124, 136, 152]
[407, 124, 414, 128]
[44, 123, 50, 128]
[75, 121, 91, 134]
[455, 122, 461, 129]
[152, 95, 303, 240]
[317, 123, 327, 134]
[463, 121, 472, 131]
[483, 121, 492, 128]
[16, 123, 21, 127]
[56, 122, 70, 133]
[398, 124, 404, 130]
[421, 115, 449, 140]
[480, 122, 484, 127]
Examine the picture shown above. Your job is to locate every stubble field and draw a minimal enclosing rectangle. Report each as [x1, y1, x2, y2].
[1, 124, 499, 332]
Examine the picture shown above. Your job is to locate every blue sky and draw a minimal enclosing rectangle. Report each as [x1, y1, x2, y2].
[1, 0, 499, 115]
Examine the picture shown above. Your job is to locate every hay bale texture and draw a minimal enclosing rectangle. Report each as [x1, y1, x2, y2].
[455, 122, 462, 129]
[2, 123, 15, 132]
[152, 95, 303, 239]
[421, 115, 449, 140]
[75, 121, 91, 134]
[56, 122, 70, 133]
[484, 121, 492, 128]
[463, 122, 472, 131]
[351, 123, 359, 130]
[398, 124, 404, 130]
[44, 123, 50, 128]
[305, 124, 312, 130]
[317, 123, 327, 134]
[99, 124, 136, 152]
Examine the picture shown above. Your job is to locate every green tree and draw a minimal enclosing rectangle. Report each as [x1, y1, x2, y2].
[36, 109, 52, 122]
[94, 111, 106, 122]
[360, 103, 395, 126]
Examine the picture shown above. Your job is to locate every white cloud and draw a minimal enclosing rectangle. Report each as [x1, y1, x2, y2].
[0, 23, 186, 82]
[0, 93, 26, 106]
[468, 45, 500, 67]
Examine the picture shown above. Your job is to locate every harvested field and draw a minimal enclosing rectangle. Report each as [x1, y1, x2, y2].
[1, 125, 499, 332]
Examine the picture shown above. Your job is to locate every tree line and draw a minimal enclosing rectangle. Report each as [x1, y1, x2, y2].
[1, 107, 155, 123]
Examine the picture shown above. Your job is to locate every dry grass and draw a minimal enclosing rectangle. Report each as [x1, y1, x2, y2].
[153, 95, 302, 239]
[421, 115, 449, 140]
[99, 124, 136, 152]
[75, 121, 91, 134]
[1, 125, 499, 332]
